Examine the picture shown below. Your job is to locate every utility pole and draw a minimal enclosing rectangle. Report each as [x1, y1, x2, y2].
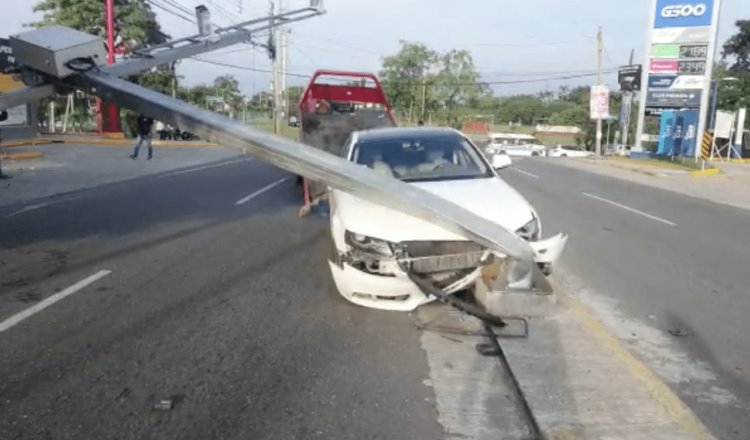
[620, 49, 635, 146]
[595, 26, 603, 157]
[270, 0, 284, 135]
[420, 74, 427, 121]
[280, 28, 288, 122]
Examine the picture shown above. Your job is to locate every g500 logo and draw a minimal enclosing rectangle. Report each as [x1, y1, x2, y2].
[661, 4, 707, 18]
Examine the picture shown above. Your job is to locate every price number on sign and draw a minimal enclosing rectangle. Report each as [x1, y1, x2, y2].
[679, 44, 708, 59]
[678, 60, 706, 75]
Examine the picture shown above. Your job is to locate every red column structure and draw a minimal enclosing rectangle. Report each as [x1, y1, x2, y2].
[101, 0, 122, 136]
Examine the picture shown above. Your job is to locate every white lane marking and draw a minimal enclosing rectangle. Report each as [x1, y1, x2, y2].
[510, 167, 540, 179]
[0, 270, 112, 333]
[235, 178, 289, 206]
[5, 158, 252, 218]
[582, 192, 677, 227]
[5, 197, 76, 219]
[166, 158, 252, 177]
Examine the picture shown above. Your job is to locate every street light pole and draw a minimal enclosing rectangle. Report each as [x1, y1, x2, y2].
[595, 26, 603, 157]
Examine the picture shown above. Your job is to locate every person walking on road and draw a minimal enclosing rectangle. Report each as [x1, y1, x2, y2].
[130, 114, 154, 160]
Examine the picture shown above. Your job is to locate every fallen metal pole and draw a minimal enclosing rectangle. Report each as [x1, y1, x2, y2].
[75, 71, 536, 288]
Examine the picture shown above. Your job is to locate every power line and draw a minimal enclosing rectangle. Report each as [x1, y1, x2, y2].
[160, 0, 194, 16]
[190, 57, 615, 86]
[146, 0, 196, 24]
[192, 57, 308, 78]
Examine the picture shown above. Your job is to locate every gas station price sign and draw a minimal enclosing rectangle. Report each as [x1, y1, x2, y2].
[678, 60, 706, 75]
[679, 44, 708, 59]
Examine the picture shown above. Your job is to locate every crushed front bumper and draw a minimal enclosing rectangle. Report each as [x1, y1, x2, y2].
[328, 234, 568, 311]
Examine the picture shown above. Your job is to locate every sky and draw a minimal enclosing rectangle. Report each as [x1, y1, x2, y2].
[3, 0, 750, 97]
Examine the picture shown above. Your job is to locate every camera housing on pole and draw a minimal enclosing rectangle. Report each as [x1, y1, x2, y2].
[195, 5, 219, 42]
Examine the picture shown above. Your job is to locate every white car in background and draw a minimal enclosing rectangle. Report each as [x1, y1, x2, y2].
[485, 132, 547, 157]
[549, 145, 594, 158]
[608, 144, 632, 157]
[327, 127, 567, 311]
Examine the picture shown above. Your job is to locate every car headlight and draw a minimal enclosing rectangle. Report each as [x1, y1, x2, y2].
[516, 216, 540, 241]
[345, 231, 394, 256]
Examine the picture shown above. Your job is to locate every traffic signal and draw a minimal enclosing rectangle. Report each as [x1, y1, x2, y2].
[618, 65, 642, 92]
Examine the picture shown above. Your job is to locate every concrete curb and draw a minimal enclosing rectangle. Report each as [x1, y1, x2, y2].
[62, 139, 220, 148]
[1, 138, 220, 148]
[689, 168, 722, 177]
[575, 158, 721, 178]
[0, 151, 44, 161]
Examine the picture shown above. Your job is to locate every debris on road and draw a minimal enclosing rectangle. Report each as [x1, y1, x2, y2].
[153, 395, 185, 411]
[153, 399, 174, 411]
[668, 327, 691, 337]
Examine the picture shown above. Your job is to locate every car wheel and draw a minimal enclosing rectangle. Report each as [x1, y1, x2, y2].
[561, 154, 567, 158]
[532, 152, 539, 157]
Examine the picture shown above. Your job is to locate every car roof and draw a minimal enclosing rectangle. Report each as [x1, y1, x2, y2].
[354, 126, 464, 142]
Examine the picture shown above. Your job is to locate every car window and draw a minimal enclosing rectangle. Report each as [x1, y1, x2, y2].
[351, 134, 492, 182]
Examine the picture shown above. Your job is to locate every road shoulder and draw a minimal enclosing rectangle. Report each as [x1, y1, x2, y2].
[545, 158, 750, 212]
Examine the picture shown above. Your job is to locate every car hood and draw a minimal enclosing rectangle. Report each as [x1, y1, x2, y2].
[332, 177, 534, 242]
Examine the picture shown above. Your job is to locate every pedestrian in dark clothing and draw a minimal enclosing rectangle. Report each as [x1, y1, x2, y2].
[130, 114, 154, 160]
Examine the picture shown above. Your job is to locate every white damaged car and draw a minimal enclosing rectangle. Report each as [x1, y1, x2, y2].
[327, 127, 567, 311]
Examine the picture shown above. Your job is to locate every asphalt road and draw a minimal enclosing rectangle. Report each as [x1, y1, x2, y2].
[0, 155, 536, 440]
[503, 158, 750, 439]
[0, 158, 450, 440]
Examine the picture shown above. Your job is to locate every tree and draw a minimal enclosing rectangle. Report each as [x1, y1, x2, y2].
[136, 67, 173, 95]
[432, 49, 486, 117]
[718, 20, 750, 110]
[722, 19, 750, 72]
[213, 74, 242, 109]
[179, 84, 214, 108]
[31, 0, 167, 51]
[549, 107, 588, 126]
[496, 95, 545, 125]
[380, 41, 438, 116]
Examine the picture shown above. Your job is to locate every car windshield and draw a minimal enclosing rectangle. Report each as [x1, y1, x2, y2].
[351, 134, 492, 182]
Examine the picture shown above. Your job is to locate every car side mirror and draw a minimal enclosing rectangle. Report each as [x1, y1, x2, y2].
[491, 153, 512, 170]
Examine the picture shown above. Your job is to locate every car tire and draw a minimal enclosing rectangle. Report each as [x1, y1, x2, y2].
[561, 154, 567, 158]
[532, 152, 539, 157]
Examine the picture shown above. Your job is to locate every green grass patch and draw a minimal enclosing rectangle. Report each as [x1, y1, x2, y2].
[612, 155, 707, 171]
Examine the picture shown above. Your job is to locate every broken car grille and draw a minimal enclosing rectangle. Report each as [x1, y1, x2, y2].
[408, 252, 486, 274]
[399, 241, 487, 275]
